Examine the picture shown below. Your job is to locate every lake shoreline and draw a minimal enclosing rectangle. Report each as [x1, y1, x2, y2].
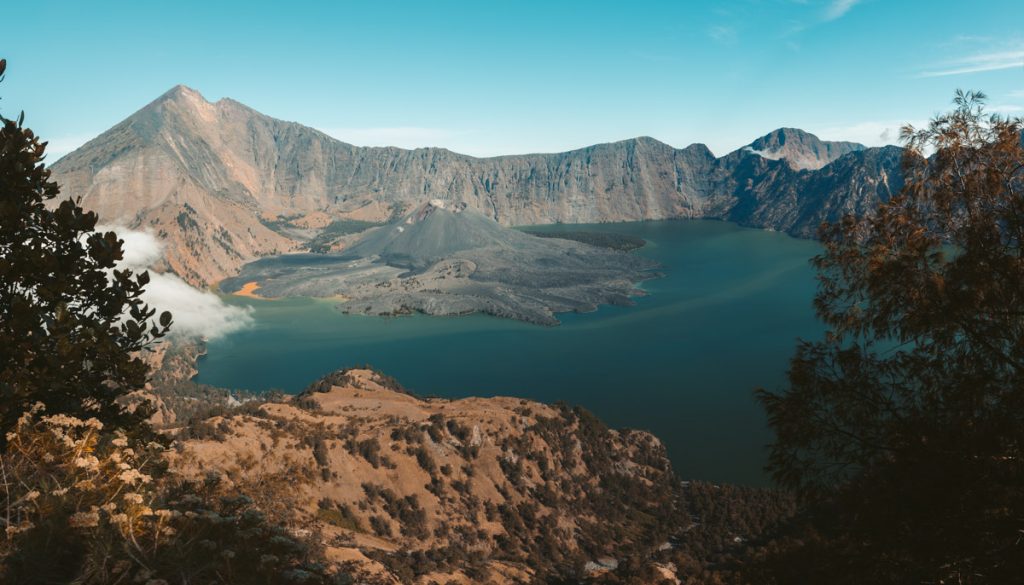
[194, 219, 823, 486]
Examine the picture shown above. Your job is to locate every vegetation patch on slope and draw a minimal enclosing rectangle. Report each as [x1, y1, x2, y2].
[527, 230, 647, 251]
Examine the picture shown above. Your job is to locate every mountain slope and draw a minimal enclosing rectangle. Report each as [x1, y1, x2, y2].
[721, 144, 904, 236]
[51, 86, 299, 284]
[51, 85, 903, 287]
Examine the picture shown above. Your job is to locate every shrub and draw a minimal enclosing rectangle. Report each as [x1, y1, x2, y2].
[0, 406, 346, 584]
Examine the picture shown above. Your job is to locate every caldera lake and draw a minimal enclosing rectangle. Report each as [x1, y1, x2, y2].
[195, 220, 823, 486]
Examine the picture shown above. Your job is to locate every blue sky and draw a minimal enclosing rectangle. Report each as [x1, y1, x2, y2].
[2, 0, 1023, 158]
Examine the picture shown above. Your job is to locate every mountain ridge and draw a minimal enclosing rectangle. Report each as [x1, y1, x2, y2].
[52, 88, 859, 165]
[50, 85, 904, 287]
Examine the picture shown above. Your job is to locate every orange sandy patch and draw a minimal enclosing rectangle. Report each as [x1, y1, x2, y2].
[233, 281, 266, 299]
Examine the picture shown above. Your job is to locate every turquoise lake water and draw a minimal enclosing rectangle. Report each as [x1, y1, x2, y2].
[194, 220, 823, 486]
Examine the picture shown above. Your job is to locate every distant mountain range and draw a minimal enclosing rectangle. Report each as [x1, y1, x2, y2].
[51, 85, 903, 286]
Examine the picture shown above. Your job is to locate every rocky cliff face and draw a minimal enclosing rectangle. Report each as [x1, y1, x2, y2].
[170, 368, 683, 583]
[51, 86, 903, 286]
[720, 144, 904, 237]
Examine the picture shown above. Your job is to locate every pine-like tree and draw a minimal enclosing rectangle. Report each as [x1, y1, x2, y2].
[756, 91, 1024, 584]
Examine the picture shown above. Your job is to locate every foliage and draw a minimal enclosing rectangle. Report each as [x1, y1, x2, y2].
[0, 58, 171, 447]
[0, 406, 346, 584]
[755, 91, 1024, 583]
[528, 230, 647, 252]
[0, 59, 347, 584]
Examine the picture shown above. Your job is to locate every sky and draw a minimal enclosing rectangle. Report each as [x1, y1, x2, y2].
[2, 0, 1023, 159]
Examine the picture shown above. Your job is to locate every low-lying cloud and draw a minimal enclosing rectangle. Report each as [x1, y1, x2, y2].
[97, 225, 253, 340]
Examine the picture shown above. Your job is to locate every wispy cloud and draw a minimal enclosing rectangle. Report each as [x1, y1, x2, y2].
[1008, 90, 1024, 99]
[919, 49, 1024, 77]
[783, 0, 865, 36]
[823, 0, 862, 21]
[319, 126, 462, 149]
[810, 119, 929, 148]
[708, 25, 738, 45]
[990, 104, 1024, 114]
[943, 34, 994, 47]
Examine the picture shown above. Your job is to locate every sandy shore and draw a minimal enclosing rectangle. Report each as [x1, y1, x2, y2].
[233, 281, 266, 299]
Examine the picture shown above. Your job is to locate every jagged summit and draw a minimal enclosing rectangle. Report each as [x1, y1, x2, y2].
[152, 84, 249, 111]
[744, 127, 865, 170]
[158, 83, 205, 101]
[135, 84, 221, 124]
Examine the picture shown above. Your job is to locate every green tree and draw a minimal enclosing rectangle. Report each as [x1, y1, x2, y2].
[0, 58, 171, 448]
[755, 91, 1024, 583]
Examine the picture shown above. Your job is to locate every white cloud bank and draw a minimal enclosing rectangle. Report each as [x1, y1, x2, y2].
[97, 225, 253, 340]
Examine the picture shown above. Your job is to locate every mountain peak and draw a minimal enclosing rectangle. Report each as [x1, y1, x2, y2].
[122, 84, 216, 127]
[759, 127, 816, 144]
[156, 84, 208, 104]
[745, 128, 865, 171]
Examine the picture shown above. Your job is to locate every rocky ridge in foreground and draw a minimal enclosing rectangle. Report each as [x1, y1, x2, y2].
[168, 368, 684, 583]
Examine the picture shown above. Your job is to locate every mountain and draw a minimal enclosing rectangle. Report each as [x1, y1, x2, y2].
[51, 85, 904, 287]
[725, 144, 903, 237]
[220, 200, 659, 325]
[743, 127, 865, 171]
[51, 86, 298, 285]
[342, 200, 535, 271]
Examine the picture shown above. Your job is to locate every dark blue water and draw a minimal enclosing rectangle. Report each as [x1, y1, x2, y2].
[195, 220, 823, 485]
